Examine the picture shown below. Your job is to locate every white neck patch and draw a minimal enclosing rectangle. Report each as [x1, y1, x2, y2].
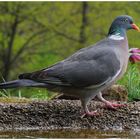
[109, 33, 124, 40]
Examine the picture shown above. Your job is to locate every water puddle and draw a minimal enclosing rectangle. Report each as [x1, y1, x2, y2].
[0, 129, 139, 138]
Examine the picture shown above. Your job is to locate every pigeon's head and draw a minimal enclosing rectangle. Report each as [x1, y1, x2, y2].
[108, 15, 140, 36]
[111, 15, 140, 31]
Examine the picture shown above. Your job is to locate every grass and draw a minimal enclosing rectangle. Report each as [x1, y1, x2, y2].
[118, 63, 140, 101]
[0, 87, 58, 101]
[0, 96, 31, 103]
[0, 88, 57, 103]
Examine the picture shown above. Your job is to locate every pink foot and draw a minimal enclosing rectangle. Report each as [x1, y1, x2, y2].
[104, 101, 127, 110]
[81, 110, 100, 118]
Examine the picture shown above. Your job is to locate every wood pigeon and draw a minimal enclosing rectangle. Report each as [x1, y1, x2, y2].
[0, 15, 139, 116]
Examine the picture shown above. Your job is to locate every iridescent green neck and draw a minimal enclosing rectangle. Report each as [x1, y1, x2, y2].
[108, 26, 126, 36]
[108, 26, 126, 40]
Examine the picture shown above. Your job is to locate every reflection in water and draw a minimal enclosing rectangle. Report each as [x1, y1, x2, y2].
[0, 129, 139, 138]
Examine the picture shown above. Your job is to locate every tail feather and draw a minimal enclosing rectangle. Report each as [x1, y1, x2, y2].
[0, 79, 46, 89]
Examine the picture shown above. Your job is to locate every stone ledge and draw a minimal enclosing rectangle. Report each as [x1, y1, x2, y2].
[0, 100, 139, 131]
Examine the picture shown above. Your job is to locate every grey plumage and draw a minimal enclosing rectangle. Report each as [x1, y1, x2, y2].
[19, 39, 121, 88]
[0, 79, 46, 89]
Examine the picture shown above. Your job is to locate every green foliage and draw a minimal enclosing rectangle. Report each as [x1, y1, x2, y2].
[118, 64, 140, 101]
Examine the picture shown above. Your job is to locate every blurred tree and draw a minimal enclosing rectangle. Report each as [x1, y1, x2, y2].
[79, 2, 88, 45]
[0, 2, 51, 80]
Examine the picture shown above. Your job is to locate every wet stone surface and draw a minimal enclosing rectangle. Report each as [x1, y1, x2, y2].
[0, 100, 139, 131]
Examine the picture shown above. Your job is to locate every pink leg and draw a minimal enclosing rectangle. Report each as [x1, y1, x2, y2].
[81, 99, 100, 118]
[97, 92, 127, 110]
[81, 110, 99, 118]
[103, 100, 127, 110]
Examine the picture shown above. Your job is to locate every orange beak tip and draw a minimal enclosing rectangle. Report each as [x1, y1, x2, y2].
[131, 23, 140, 32]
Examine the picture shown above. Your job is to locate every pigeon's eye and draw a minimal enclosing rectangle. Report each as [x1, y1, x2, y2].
[124, 18, 128, 22]
[121, 18, 128, 23]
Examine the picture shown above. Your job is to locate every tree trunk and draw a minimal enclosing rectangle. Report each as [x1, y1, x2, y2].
[3, 16, 18, 80]
[79, 2, 88, 44]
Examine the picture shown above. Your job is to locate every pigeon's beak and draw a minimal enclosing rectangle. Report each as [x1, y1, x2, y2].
[131, 23, 140, 32]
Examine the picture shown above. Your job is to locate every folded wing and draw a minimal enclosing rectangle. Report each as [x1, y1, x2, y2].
[19, 44, 121, 88]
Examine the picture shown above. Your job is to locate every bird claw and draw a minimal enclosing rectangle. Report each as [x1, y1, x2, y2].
[81, 110, 100, 118]
[104, 101, 127, 110]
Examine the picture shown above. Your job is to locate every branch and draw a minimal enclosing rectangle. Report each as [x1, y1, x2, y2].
[51, 27, 80, 42]
[34, 17, 80, 42]
[11, 28, 49, 64]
